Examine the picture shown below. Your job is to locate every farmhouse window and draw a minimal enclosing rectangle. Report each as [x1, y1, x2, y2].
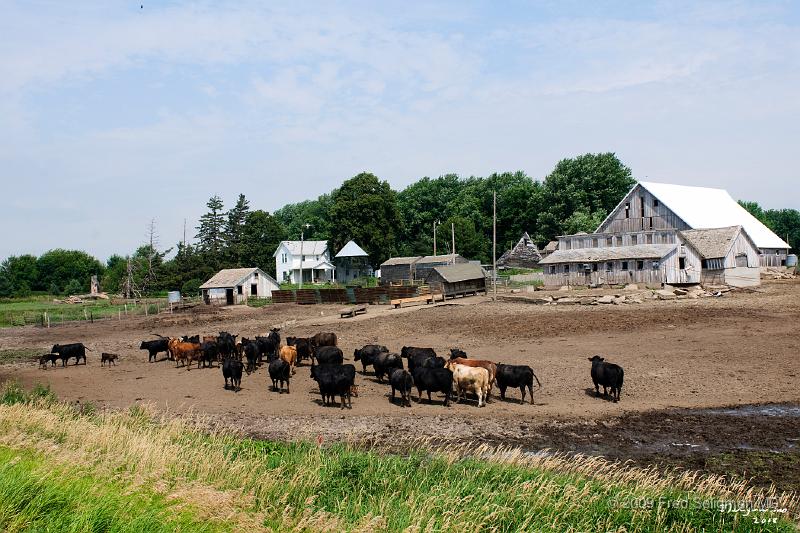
[621, 261, 629, 271]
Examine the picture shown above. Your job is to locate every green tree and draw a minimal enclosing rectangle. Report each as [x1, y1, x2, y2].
[241, 210, 286, 277]
[442, 215, 490, 263]
[396, 175, 463, 255]
[158, 242, 214, 293]
[0, 255, 39, 297]
[535, 153, 635, 243]
[35, 250, 104, 294]
[765, 208, 800, 252]
[329, 172, 402, 266]
[195, 195, 225, 269]
[100, 254, 127, 294]
[738, 200, 769, 225]
[223, 194, 250, 266]
[274, 195, 333, 241]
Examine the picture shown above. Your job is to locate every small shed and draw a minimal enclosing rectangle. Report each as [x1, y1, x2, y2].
[334, 240, 372, 283]
[414, 254, 468, 281]
[199, 267, 279, 305]
[426, 263, 487, 298]
[379, 256, 422, 285]
[498, 232, 542, 268]
[679, 226, 760, 287]
[542, 241, 559, 257]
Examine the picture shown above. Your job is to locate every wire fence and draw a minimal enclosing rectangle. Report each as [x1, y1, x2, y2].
[0, 299, 179, 328]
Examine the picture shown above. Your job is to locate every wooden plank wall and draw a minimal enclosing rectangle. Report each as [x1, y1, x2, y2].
[597, 186, 691, 234]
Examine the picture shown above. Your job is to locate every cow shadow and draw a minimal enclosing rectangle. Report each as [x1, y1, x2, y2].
[583, 387, 615, 402]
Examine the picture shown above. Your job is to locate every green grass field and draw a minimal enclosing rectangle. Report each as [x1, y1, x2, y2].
[0, 296, 167, 328]
[0, 381, 795, 532]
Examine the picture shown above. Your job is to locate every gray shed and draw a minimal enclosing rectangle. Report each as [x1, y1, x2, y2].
[425, 263, 487, 298]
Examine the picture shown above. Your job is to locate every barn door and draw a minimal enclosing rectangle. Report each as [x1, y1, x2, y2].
[225, 289, 234, 305]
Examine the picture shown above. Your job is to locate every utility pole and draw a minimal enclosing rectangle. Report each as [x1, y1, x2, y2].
[493, 191, 497, 301]
[451, 222, 455, 263]
[433, 220, 437, 256]
[182, 218, 187, 247]
[299, 223, 311, 289]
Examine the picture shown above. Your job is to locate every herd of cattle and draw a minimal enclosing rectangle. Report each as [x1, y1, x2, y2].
[39, 330, 626, 408]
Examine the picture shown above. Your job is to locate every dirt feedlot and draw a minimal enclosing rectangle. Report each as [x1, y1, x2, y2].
[2, 281, 799, 488]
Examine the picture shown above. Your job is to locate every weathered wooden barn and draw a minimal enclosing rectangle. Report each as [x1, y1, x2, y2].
[378, 254, 468, 285]
[425, 263, 487, 298]
[199, 268, 279, 305]
[596, 181, 790, 266]
[497, 232, 542, 268]
[540, 226, 761, 288]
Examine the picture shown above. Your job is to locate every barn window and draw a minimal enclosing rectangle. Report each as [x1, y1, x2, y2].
[646, 233, 653, 244]
[736, 254, 748, 267]
[621, 261, 629, 271]
[652, 261, 659, 270]
[679, 257, 686, 269]
[606, 262, 613, 272]
[563, 264, 570, 273]
[631, 234, 638, 245]
[653, 199, 659, 207]
[592, 238, 598, 247]
[625, 203, 630, 218]
[636, 261, 644, 270]
[606, 236, 613, 246]
[549, 266, 556, 274]
[592, 263, 598, 272]
[237, 285, 243, 295]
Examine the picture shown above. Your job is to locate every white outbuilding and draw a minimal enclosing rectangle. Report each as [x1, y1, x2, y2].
[199, 267, 279, 305]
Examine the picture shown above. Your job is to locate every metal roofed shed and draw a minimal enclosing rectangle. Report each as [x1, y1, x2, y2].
[199, 267, 279, 305]
[540, 244, 677, 264]
[378, 256, 422, 285]
[679, 226, 761, 287]
[425, 263, 487, 299]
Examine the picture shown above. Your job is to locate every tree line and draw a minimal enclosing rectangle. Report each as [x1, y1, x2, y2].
[1, 153, 797, 298]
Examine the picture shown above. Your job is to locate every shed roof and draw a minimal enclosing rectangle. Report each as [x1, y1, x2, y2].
[599, 182, 789, 249]
[678, 226, 743, 259]
[543, 241, 559, 252]
[273, 240, 328, 257]
[335, 240, 369, 258]
[428, 263, 486, 283]
[200, 268, 271, 289]
[380, 256, 422, 267]
[417, 254, 463, 264]
[539, 244, 677, 264]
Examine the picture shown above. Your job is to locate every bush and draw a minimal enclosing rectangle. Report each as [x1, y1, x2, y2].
[48, 281, 61, 296]
[64, 279, 83, 296]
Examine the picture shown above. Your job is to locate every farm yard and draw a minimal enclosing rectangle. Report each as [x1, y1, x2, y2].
[1, 280, 799, 494]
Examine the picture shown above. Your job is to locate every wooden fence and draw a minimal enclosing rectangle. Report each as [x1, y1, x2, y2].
[269, 286, 422, 305]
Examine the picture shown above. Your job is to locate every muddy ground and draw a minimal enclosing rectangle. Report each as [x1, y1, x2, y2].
[1, 280, 799, 491]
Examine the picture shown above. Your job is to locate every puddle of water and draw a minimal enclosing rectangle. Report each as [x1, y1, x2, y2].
[688, 404, 800, 418]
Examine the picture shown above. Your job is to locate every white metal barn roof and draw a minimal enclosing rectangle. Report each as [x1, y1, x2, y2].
[335, 240, 369, 258]
[612, 182, 789, 250]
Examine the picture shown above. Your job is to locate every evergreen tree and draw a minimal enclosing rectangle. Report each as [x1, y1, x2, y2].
[195, 195, 225, 269]
[223, 194, 250, 266]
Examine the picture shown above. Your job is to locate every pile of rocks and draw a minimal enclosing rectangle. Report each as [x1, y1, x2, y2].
[761, 267, 797, 280]
[504, 284, 730, 305]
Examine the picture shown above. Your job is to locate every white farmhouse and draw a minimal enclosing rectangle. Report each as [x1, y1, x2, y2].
[273, 240, 334, 284]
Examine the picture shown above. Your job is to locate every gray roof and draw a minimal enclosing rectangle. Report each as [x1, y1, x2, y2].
[679, 226, 742, 259]
[544, 241, 559, 252]
[273, 240, 328, 257]
[428, 263, 486, 283]
[539, 244, 677, 264]
[335, 240, 369, 258]
[380, 256, 422, 267]
[417, 254, 464, 264]
[200, 268, 275, 289]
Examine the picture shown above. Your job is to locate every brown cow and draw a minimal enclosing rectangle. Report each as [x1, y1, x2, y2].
[169, 338, 201, 370]
[311, 332, 337, 351]
[280, 345, 298, 374]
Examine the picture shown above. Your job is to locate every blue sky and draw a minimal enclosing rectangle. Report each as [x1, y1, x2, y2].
[1, 1, 798, 260]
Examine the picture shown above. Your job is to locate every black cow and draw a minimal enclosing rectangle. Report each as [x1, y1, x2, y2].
[411, 367, 452, 406]
[241, 338, 259, 374]
[140, 339, 170, 362]
[222, 357, 243, 391]
[286, 337, 313, 364]
[496, 364, 541, 405]
[256, 329, 280, 362]
[181, 335, 200, 344]
[449, 348, 467, 359]
[39, 353, 58, 369]
[588, 355, 624, 402]
[389, 369, 413, 407]
[199, 341, 218, 368]
[400, 347, 437, 371]
[373, 352, 403, 382]
[268, 358, 291, 393]
[314, 346, 344, 366]
[310, 364, 356, 408]
[421, 356, 446, 369]
[353, 344, 389, 374]
[311, 332, 337, 352]
[217, 332, 237, 358]
[51, 343, 87, 366]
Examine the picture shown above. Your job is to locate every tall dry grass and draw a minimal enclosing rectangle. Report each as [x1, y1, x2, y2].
[0, 386, 796, 532]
